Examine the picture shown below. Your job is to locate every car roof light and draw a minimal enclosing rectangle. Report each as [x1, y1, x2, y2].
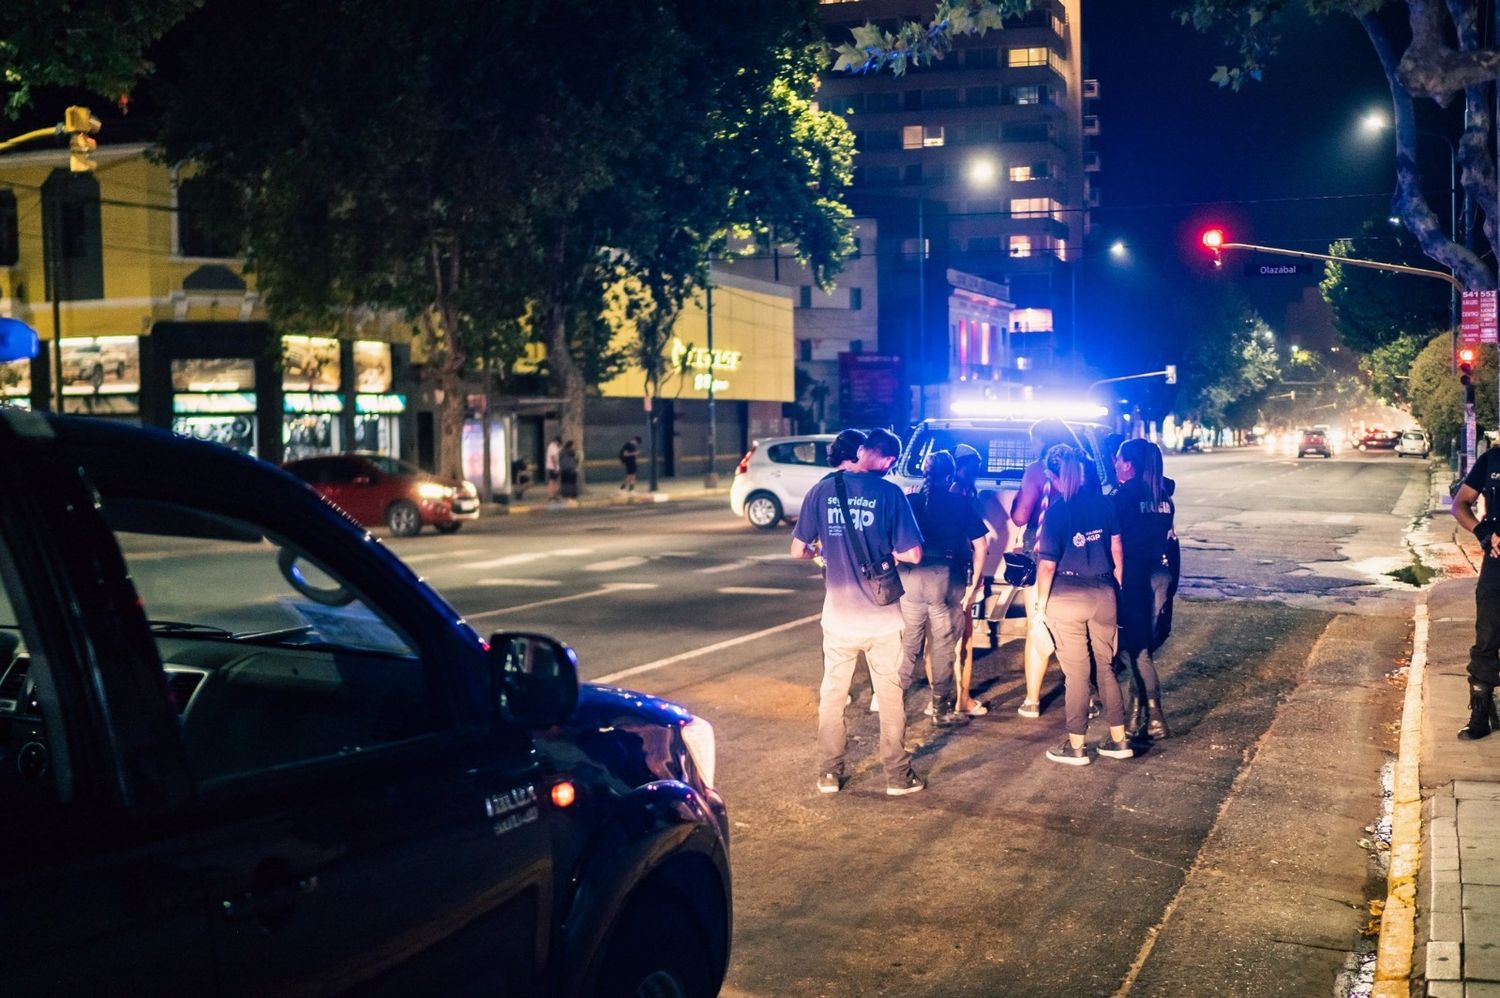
[949, 398, 1109, 421]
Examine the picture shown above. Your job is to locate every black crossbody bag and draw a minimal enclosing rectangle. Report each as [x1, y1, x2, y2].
[833, 472, 905, 606]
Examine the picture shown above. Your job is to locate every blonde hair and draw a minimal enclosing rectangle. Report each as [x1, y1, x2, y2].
[1044, 443, 1083, 500]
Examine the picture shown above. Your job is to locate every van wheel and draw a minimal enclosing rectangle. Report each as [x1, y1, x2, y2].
[744, 492, 782, 529]
[387, 501, 422, 537]
[599, 891, 717, 998]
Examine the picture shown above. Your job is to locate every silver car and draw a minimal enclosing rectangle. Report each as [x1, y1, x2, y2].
[729, 434, 835, 528]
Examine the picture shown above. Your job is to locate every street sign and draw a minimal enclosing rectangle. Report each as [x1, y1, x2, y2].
[1242, 261, 1306, 278]
[1461, 289, 1497, 344]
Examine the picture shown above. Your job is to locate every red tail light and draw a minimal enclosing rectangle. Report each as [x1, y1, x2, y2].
[735, 445, 756, 475]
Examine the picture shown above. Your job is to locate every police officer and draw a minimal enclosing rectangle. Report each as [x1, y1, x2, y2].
[898, 450, 989, 726]
[1453, 442, 1500, 739]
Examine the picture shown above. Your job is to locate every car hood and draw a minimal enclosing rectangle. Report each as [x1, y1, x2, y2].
[536, 683, 697, 793]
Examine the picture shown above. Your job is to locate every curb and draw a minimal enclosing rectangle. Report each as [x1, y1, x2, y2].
[1373, 597, 1429, 998]
[493, 488, 732, 516]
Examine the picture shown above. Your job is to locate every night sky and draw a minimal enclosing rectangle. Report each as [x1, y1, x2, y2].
[1080, 1, 1442, 377]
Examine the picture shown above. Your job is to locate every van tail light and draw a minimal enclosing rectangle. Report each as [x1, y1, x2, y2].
[734, 446, 756, 476]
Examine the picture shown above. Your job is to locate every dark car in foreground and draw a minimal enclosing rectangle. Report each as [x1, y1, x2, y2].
[282, 452, 480, 536]
[0, 411, 729, 997]
[1297, 428, 1332, 458]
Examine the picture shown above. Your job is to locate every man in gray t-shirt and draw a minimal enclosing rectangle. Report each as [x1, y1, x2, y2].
[791, 428, 924, 796]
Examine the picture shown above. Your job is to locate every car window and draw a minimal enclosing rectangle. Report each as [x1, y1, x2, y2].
[901, 426, 1033, 479]
[0, 534, 70, 812]
[766, 441, 828, 466]
[369, 455, 422, 477]
[100, 498, 439, 789]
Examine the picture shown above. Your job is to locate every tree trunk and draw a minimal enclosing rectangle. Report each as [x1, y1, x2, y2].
[545, 299, 588, 489]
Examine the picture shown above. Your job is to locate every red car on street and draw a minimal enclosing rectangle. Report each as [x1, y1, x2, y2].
[282, 453, 480, 535]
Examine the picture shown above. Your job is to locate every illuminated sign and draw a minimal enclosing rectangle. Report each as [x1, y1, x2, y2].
[693, 373, 729, 392]
[671, 337, 741, 373]
[282, 335, 340, 391]
[283, 393, 345, 413]
[173, 392, 256, 414]
[172, 357, 255, 392]
[356, 393, 407, 414]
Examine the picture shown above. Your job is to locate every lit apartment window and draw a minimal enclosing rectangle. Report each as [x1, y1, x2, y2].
[1052, 14, 1066, 37]
[1056, 238, 1068, 262]
[1007, 47, 1047, 68]
[1010, 197, 1048, 219]
[1009, 165, 1032, 182]
[902, 125, 945, 149]
[1009, 235, 1033, 258]
[1010, 85, 1041, 106]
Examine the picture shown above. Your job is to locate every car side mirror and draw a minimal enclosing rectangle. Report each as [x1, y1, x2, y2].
[489, 632, 579, 727]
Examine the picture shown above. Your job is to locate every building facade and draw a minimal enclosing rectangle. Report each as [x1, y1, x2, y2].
[818, 0, 1093, 411]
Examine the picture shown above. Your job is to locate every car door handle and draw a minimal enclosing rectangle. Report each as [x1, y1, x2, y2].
[221, 874, 319, 922]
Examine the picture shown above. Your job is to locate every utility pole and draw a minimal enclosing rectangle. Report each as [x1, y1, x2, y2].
[704, 279, 717, 488]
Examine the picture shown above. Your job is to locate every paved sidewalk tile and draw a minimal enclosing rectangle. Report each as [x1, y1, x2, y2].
[1455, 781, 1500, 801]
[1427, 982, 1462, 997]
[1463, 884, 1500, 981]
[1429, 940, 1462, 979]
[1465, 982, 1500, 996]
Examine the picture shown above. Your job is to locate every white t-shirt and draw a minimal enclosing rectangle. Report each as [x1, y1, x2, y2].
[545, 441, 561, 473]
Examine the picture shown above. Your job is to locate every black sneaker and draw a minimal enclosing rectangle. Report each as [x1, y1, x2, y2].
[1098, 737, 1135, 760]
[886, 770, 926, 796]
[816, 772, 843, 794]
[1045, 740, 1094, 766]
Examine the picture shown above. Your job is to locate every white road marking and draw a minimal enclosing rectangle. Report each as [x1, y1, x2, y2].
[467, 582, 659, 620]
[695, 559, 753, 574]
[464, 552, 546, 570]
[594, 613, 822, 685]
[1323, 514, 1354, 524]
[717, 586, 795, 595]
[584, 556, 649, 572]
[658, 551, 701, 558]
[474, 578, 561, 587]
[399, 548, 481, 564]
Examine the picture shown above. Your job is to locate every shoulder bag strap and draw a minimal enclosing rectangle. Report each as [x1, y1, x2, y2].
[833, 471, 872, 571]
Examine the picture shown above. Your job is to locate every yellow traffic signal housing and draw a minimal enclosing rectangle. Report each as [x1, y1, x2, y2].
[69, 132, 97, 172]
[63, 106, 99, 136]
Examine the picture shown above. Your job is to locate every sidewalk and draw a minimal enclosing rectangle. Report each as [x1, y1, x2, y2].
[1386, 477, 1500, 996]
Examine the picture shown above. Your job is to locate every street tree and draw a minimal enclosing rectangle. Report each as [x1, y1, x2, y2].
[1319, 222, 1451, 354]
[1409, 332, 1496, 454]
[150, 0, 853, 481]
[1365, 333, 1425, 407]
[1177, 291, 1282, 431]
[0, 0, 200, 117]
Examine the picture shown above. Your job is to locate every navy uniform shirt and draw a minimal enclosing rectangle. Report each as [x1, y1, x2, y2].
[794, 471, 923, 636]
[1112, 477, 1174, 577]
[911, 487, 988, 579]
[1463, 445, 1500, 524]
[1037, 491, 1119, 578]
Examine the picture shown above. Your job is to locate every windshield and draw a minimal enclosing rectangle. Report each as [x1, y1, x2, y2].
[902, 424, 1051, 480]
[368, 455, 425, 478]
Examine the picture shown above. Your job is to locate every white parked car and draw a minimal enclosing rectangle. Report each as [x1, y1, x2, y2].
[1395, 429, 1431, 458]
[729, 434, 834, 528]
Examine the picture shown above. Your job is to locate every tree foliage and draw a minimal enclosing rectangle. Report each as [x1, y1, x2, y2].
[1409, 332, 1494, 454]
[150, 0, 853, 479]
[1364, 332, 1425, 405]
[1319, 223, 1450, 354]
[0, 0, 200, 117]
[1176, 290, 1282, 428]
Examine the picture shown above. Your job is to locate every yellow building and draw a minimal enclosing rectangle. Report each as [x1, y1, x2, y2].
[0, 143, 411, 462]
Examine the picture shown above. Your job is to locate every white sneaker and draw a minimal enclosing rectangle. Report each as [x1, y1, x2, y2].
[966, 700, 989, 716]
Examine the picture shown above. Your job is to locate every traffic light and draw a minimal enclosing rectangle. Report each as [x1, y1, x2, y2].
[1201, 228, 1225, 267]
[63, 106, 99, 172]
[1460, 346, 1476, 384]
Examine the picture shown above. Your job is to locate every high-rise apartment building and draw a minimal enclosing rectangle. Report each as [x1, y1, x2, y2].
[818, 0, 1095, 413]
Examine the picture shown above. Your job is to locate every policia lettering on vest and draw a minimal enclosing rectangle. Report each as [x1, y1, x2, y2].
[1453, 445, 1500, 739]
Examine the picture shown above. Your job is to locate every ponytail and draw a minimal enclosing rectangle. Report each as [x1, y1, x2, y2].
[1118, 438, 1166, 507]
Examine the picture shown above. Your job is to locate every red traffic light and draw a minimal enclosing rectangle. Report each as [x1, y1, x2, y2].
[1201, 228, 1225, 251]
[1460, 347, 1477, 366]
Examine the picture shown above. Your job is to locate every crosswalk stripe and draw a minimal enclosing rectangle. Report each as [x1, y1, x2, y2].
[717, 586, 795, 595]
[399, 549, 481, 564]
[593, 613, 822, 685]
[474, 578, 561, 587]
[695, 560, 752, 574]
[468, 582, 659, 620]
[584, 556, 649, 572]
[464, 552, 546, 570]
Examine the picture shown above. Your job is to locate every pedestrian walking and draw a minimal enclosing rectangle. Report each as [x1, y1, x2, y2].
[1112, 438, 1175, 739]
[619, 436, 641, 491]
[1008, 419, 1081, 719]
[899, 450, 990, 726]
[1452, 443, 1500, 739]
[545, 436, 562, 500]
[791, 428, 926, 796]
[559, 440, 580, 499]
[1033, 444, 1132, 766]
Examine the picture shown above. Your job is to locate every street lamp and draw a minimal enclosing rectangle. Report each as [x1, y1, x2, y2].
[1108, 240, 1128, 260]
